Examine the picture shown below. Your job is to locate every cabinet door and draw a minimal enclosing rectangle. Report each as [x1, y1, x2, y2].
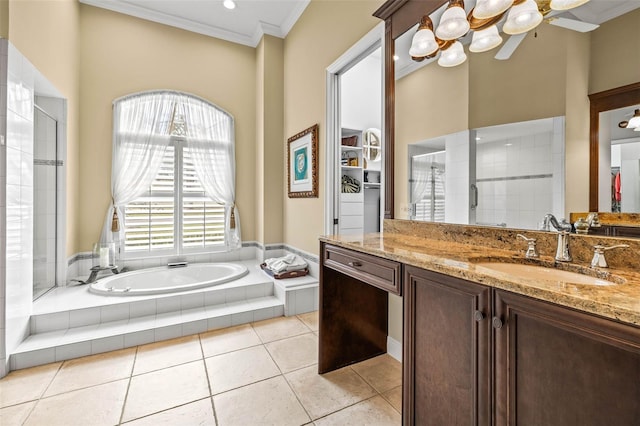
[404, 266, 491, 426]
[494, 290, 640, 426]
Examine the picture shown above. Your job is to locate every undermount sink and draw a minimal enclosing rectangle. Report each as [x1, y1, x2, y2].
[474, 262, 622, 286]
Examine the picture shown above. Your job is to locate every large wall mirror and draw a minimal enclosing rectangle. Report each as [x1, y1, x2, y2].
[589, 82, 640, 213]
[374, 0, 640, 231]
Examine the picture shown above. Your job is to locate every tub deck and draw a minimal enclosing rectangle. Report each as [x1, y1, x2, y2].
[12, 260, 318, 370]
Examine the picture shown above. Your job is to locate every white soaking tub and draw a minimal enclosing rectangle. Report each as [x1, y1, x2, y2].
[89, 263, 249, 296]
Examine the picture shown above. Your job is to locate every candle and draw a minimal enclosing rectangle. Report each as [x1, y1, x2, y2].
[100, 247, 110, 268]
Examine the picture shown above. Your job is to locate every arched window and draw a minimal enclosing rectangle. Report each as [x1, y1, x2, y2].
[101, 91, 240, 256]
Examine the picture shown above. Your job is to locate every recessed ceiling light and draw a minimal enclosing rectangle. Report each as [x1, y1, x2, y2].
[393, 55, 399, 61]
[223, 0, 236, 10]
[475, 136, 482, 141]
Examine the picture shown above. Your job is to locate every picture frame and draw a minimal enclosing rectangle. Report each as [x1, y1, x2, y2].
[287, 124, 319, 198]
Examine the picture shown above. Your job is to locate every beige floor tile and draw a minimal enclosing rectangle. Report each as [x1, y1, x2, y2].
[213, 376, 310, 426]
[25, 379, 128, 426]
[0, 401, 36, 425]
[44, 348, 135, 397]
[122, 360, 210, 422]
[205, 345, 280, 394]
[252, 316, 311, 343]
[351, 354, 402, 393]
[123, 397, 215, 426]
[265, 333, 318, 373]
[133, 335, 202, 375]
[314, 395, 401, 426]
[0, 362, 60, 407]
[285, 364, 376, 420]
[297, 311, 319, 331]
[382, 386, 402, 413]
[200, 323, 262, 358]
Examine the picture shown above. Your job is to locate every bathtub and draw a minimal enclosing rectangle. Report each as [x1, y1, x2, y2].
[89, 263, 249, 296]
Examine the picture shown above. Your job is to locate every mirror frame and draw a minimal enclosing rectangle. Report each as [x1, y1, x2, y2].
[588, 82, 640, 212]
[374, 0, 446, 219]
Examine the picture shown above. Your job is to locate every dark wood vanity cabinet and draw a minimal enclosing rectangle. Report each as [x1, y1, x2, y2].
[493, 290, 640, 426]
[320, 244, 640, 425]
[404, 266, 491, 425]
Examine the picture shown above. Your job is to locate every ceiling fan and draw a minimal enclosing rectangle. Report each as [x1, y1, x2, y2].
[494, 0, 599, 60]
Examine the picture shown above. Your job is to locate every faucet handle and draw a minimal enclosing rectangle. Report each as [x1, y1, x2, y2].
[590, 244, 630, 268]
[517, 234, 539, 259]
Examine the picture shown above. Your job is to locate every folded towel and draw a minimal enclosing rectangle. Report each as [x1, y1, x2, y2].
[264, 254, 308, 274]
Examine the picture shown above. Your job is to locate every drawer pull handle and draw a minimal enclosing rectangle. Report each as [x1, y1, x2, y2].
[348, 261, 362, 268]
[474, 310, 485, 322]
[492, 317, 503, 329]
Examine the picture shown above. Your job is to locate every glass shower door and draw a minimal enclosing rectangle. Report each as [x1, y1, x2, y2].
[33, 106, 58, 299]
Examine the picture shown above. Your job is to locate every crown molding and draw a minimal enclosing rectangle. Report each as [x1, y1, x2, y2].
[80, 0, 310, 48]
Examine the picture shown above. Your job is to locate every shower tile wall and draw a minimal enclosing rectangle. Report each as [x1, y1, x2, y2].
[445, 130, 471, 224]
[475, 125, 564, 230]
[33, 109, 56, 298]
[0, 41, 36, 377]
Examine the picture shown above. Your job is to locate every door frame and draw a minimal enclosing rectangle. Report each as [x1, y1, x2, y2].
[324, 22, 385, 235]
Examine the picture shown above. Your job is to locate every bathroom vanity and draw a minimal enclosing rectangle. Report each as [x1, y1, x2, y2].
[319, 221, 640, 425]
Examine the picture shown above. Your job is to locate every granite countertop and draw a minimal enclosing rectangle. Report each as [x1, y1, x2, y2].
[320, 231, 640, 327]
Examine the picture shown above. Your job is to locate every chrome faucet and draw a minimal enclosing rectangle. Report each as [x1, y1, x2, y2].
[517, 234, 539, 258]
[590, 244, 629, 268]
[542, 214, 573, 262]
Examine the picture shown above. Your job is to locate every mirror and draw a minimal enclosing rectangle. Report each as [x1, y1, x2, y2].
[374, 0, 640, 230]
[408, 117, 565, 230]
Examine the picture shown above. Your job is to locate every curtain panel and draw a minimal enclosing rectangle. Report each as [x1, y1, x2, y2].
[100, 90, 241, 252]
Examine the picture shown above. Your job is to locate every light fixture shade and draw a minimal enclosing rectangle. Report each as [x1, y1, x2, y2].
[469, 25, 503, 52]
[409, 16, 439, 57]
[503, 0, 543, 35]
[438, 41, 467, 67]
[627, 109, 640, 129]
[550, 0, 589, 11]
[436, 2, 471, 40]
[473, 0, 513, 19]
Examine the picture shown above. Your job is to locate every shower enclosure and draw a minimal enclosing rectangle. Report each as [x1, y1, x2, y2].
[410, 151, 446, 222]
[33, 105, 58, 299]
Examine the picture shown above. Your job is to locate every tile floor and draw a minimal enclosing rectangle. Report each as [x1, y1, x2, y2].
[0, 312, 402, 425]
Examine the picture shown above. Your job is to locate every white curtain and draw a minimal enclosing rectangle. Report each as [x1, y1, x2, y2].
[101, 90, 241, 251]
[100, 92, 175, 246]
[180, 94, 241, 249]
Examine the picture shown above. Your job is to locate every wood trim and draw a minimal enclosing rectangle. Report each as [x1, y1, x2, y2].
[588, 82, 640, 211]
[384, 18, 395, 219]
[375, 0, 447, 219]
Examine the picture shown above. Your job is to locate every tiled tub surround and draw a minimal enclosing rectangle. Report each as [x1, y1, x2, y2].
[322, 219, 640, 326]
[11, 257, 319, 371]
[66, 242, 320, 283]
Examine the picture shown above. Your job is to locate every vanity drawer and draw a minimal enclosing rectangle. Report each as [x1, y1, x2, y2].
[323, 244, 402, 295]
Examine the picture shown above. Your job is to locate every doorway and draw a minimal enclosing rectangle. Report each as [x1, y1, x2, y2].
[325, 23, 385, 235]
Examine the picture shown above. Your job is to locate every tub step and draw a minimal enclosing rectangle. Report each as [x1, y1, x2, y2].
[11, 296, 283, 370]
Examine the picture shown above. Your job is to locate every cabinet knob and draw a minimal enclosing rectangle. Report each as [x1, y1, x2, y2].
[492, 317, 503, 329]
[474, 310, 485, 322]
[348, 261, 362, 267]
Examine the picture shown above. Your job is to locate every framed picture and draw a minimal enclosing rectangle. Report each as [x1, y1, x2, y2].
[287, 124, 319, 198]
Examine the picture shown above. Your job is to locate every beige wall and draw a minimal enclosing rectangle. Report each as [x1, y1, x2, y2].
[590, 8, 640, 94]
[395, 61, 469, 217]
[7, 0, 80, 256]
[0, 0, 8, 39]
[283, 0, 383, 254]
[78, 5, 257, 251]
[255, 36, 284, 245]
[468, 24, 569, 129]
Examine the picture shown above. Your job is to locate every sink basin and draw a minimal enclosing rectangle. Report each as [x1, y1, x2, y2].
[474, 262, 620, 286]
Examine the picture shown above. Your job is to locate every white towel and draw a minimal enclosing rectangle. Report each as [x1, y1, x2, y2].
[264, 254, 308, 274]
